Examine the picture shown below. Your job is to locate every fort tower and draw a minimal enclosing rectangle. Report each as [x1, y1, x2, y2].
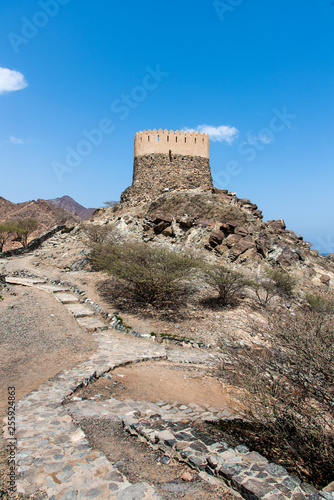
[121, 129, 213, 204]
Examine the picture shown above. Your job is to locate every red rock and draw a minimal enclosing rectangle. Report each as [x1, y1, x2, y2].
[225, 234, 243, 248]
[152, 213, 172, 224]
[196, 218, 214, 227]
[234, 226, 248, 237]
[209, 230, 225, 247]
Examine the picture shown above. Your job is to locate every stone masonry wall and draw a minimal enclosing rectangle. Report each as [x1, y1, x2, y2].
[121, 153, 213, 204]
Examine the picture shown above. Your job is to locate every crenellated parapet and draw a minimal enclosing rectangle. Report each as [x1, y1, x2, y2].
[134, 129, 209, 158]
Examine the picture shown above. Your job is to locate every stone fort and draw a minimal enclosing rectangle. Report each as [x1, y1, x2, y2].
[121, 129, 213, 204]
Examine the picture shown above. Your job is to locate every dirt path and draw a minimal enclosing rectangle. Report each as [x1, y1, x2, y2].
[0, 283, 96, 492]
[74, 360, 244, 414]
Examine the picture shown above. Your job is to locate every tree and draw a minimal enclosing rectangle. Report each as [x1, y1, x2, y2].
[0, 223, 13, 252]
[12, 218, 40, 247]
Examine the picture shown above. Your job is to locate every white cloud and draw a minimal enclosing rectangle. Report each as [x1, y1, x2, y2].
[183, 124, 239, 144]
[8, 136, 35, 145]
[0, 67, 28, 94]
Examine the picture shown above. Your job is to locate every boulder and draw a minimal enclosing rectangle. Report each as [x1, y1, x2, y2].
[229, 236, 256, 261]
[151, 213, 172, 224]
[256, 233, 271, 257]
[154, 221, 170, 233]
[209, 230, 225, 247]
[236, 247, 262, 264]
[274, 246, 300, 266]
[196, 218, 215, 227]
[238, 198, 251, 206]
[268, 219, 286, 232]
[162, 226, 174, 237]
[176, 215, 195, 229]
[215, 243, 228, 256]
[225, 234, 243, 248]
[253, 210, 263, 219]
[320, 274, 330, 286]
[234, 226, 248, 237]
[221, 221, 238, 234]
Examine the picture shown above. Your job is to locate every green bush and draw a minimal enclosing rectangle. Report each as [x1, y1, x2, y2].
[202, 264, 248, 306]
[92, 241, 199, 307]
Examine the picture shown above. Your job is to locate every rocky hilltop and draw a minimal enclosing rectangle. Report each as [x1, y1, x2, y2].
[90, 187, 333, 290]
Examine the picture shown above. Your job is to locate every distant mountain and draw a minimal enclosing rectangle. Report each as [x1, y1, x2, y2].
[0, 196, 81, 251]
[47, 196, 96, 220]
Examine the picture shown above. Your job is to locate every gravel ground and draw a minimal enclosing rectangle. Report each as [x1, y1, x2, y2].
[79, 418, 239, 500]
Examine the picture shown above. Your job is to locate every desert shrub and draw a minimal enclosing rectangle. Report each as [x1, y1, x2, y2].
[202, 264, 248, 306]
[248, 277, 277, 307]
[267, 268, 297, 297]
[10, 218, 39, 247]
[0, 223, 13, 252]
[92, 241, 199, 307]
[305, 292, 334, 313]
[220, 307, 334, 486]
[83, 224, 114, 244]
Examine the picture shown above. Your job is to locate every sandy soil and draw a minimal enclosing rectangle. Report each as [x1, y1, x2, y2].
[74, 360, 244, 414]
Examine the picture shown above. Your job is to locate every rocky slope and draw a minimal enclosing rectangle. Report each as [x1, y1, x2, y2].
[90, 188, 333, 290]
[0, 196, 81, 251]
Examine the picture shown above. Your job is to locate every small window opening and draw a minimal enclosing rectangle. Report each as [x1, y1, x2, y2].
[158, 135, 160, 141]
[148, 136, 150, 142]
[176, 136, 178, 143]
[184, 137, 186, 143]
[167, 136, 169, 142]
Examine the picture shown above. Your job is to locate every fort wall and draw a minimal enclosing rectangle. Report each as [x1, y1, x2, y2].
[121, 129, 213, 205]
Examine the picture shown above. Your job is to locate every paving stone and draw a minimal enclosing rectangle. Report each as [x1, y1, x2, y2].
[64, 303, 96, 318]
[55, 293, 80, 304]
[77, 316, 108, 331]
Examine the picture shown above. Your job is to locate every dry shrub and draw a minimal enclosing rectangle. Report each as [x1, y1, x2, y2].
[249, 268, 297, 307]
[219, 307, 334, 487]
[201, 265, 249, 307]
[83, 224, 114, 245]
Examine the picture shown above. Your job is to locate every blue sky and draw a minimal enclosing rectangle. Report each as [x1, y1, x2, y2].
[0, 0, 333, 252]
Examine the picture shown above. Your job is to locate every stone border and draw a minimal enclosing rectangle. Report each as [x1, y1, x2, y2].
[122, 415, 332, 500]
